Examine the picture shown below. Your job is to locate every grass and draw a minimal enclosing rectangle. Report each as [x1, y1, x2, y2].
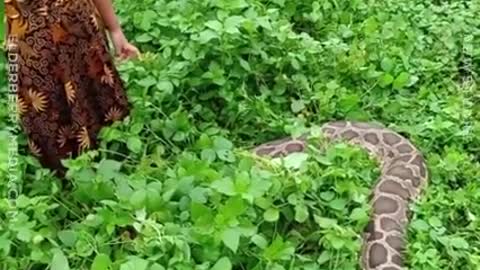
[0, 0, 479, 269]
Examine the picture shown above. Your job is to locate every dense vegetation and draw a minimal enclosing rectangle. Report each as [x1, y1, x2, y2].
[1, 0, 479, 269]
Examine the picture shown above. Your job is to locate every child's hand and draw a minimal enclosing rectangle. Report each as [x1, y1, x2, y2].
[110, 29, 140, 60]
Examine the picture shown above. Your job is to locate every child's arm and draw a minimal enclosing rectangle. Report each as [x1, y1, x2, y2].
[91, 0, 122, 32]
[91, 0, 139, 59]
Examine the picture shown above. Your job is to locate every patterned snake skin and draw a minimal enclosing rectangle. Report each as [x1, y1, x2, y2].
[253, 121, 428, 270]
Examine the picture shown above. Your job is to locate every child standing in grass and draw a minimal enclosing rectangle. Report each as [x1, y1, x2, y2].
[5, 0, 139, 177]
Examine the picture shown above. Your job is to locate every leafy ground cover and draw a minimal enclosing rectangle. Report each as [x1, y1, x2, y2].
[1, 0, 480, 269]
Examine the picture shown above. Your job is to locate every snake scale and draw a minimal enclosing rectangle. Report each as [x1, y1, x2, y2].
[252, 121, 428, 270]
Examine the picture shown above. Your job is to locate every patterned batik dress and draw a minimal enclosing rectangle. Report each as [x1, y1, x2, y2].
[5, 0, 130, 177]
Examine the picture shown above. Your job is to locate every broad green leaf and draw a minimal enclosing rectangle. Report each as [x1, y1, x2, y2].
[97, 159, 122, 180]
[247, 178, 271, 199]
[314, 216, 337, 228]
[51, 249, 70, 270]
[211, 178, 236, 196]
[33, 234, 43, 244]
[156, 81, 174, 94]
[201, 149, 216, 162]
[130, 123, 144, 135]
[411, 219, 429, 231]
[330, 236, 345, 249]
[317, 251, 331, 265]
[137, 76, 156, 87]
[251, 234, 268, 249]
[282, 152, 309, 169]
[217, 150, 235, 162]
[272, 0, 285, 6]
[393, 72, 410, 89]
[338, 94, 360, 111]
[221, 197, 247, 217]
[450, 237, 469, 249]
[189, 187, 208, 203]
[135, 33, 152, 43]
[91, 253, 111, 270]
[238, 58, 251, 72]
[226, 0, 248, 9]
[350, 207, 368, 221]
[291, 99, 305, 113]
[57, 230, 77, 247]
[224, 16, 244, 34]
[0, 235, 11, 255]
[149, 263, 165, 270]
[191, 203, 214, 226]
[263, 237, 294, 261]
[205, 20, 223, 32]
[294, 204, 309, 223]
[198, 30, 218, 44]
[428, 216, 442, 228]
[234, 172, 250, 194]
[181, 47, 195, 60]
[127, 137, 143, 153]
[196, 133, 212, 148]
[17, 228, 32, 242]
[364, 17, 378, 34]
[162, 47, 171, 58]
[211, 257, 232, 270]
[146, 188, 162, 211]
[380, 57, 394, 72]
[379, 73, 394, 87]
[320, 191, 335, 201]
[264, 208, 279, 222]
[130, 189, 147, 209]
[139, 10, 157, 30]
[329, 198, 347, 211]
[326, 80, 339, 90]
[119, 257, 148, 270]
[213, 137, 233, 151]
[222, 228, 240, 253]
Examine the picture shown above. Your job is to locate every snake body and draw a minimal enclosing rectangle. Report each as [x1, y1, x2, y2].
[252, 121, 428, 270]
